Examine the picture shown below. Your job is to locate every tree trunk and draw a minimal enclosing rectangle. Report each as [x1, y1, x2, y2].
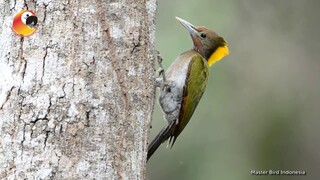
[0, 0, 157, 179]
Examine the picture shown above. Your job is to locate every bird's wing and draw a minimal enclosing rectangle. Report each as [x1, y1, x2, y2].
[168, 54, 209, 147]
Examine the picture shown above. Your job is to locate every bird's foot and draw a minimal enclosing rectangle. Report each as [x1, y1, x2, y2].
[156, 50, 167, 84]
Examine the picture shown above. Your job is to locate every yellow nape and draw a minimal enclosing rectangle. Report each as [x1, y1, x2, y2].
[208, 45, 229, 67]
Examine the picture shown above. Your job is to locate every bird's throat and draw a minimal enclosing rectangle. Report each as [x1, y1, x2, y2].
[208, 45, 229, 67]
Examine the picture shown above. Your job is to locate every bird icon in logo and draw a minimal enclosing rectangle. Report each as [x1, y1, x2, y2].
[12, 10, 38, 37]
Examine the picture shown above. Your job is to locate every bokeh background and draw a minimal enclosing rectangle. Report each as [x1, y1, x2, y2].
[147, 0, 320, 179]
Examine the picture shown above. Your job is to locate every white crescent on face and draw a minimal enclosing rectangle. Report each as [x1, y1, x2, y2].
[21, 11, 34, 25]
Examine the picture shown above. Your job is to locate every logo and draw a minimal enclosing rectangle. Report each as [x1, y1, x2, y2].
[12, 10, 38, 37]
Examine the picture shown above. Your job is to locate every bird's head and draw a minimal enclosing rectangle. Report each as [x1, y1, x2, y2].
[176, 17, 229, 67]
[12, 10, 38, 37]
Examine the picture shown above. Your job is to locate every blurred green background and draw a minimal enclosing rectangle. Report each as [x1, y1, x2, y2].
[147, 0, 320, 179]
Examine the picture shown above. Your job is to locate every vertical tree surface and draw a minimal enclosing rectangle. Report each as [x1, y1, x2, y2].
[0, 0, 157, 179]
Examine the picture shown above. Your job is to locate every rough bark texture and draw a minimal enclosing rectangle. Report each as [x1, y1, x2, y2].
[0, 0, 157, 179]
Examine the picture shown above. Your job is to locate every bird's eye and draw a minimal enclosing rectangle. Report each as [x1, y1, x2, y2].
[200, 33, 206, 38]
[21, 12, 33, 24]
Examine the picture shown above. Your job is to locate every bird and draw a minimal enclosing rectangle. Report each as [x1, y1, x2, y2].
[12, 10, 38, 37]
[148, 17, 229, 161]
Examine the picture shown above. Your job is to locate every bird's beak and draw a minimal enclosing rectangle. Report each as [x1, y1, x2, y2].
[26, 16, 38, 28]
[176, 17, 199, 36]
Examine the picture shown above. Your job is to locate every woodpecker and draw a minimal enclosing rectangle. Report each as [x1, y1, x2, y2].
[148, 17, 229, 161]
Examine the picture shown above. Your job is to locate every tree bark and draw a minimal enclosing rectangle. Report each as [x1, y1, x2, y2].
[0, 0, 157, 179]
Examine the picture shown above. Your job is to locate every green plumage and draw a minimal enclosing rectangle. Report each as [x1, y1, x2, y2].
[169, 50, 209, 146]
[147, 17, 228, 161]
[148, 50, 209, 160]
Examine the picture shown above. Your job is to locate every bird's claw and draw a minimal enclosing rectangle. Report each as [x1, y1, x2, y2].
[156, 50, 167, 80]
[156, 50, 163, 64]
[156, 67, 165, 78]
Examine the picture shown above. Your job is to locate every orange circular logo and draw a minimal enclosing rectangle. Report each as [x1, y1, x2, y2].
[12, 10, 38, 37]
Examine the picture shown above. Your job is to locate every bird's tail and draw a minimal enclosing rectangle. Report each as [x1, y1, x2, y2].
[147, 120, 176, 161]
